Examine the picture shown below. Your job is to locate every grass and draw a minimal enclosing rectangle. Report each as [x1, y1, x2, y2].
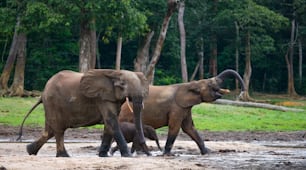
[0, 95, 305, 132]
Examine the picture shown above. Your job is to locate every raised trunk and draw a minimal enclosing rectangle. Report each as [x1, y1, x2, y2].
[216, 69, 246, 92]
[9, 33, 27, 96]
[178, 0, 188, 82]
[79, 18, 96, 73]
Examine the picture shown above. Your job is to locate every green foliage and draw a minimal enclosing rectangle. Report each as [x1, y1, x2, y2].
[0, 0, 306, 94]
[154, 69, 181, 85]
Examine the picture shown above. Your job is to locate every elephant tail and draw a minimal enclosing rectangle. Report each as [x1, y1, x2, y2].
[16, 97, 42, 141]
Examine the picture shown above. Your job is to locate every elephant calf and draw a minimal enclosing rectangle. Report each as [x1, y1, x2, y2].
[110, 122, 162, 155]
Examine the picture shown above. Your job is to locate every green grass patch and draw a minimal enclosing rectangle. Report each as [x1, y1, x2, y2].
[192, 103, 306, 131]
[0, 96, 305, 132]
[0, 97, 45, 127]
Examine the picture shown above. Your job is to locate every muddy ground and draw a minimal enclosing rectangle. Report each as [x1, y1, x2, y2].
[0, 125, 305, 170]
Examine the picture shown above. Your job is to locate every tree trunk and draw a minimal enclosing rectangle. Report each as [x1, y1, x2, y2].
[209, 0, 218, 77]
[286, 19, 298, 96]
[242, 30, 252, 101]
[214, 99, 304, 112]
[134, 31, 154, 73]
[145, 0, 177, 84]
[178, 0, 188, 82]
[115, 36, 122, 70]
[96, 31, 102, 69]
[298, 38, 302, 85]
[79, 18, 96, 73]
[209, 34, 218, 77]
[234, 21, 240, 91]
[191, 37, 204, 81]
[190, 60, 200, 81]
[9, 33, 27, 96]
[0, 17, 21, 92]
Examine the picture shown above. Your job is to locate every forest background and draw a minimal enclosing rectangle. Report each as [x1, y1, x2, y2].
[0, 0, 305, 98]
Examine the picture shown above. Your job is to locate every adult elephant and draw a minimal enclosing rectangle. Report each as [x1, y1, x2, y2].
[17, 69, 149, 157]
[119, 69, 245, 155]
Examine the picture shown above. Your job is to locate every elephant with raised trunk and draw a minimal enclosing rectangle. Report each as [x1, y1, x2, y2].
[119, 69, 245, 155]
[17, 69, 150, 157]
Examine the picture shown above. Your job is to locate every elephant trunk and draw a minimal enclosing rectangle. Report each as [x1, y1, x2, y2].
[132, 96, 151, 155]
[132, 96, 146, 145]
[216, 69, 246, 92]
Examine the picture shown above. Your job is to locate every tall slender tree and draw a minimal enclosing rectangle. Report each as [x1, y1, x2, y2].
[178, 0, 188, 82]
[145, 0, 178, 84]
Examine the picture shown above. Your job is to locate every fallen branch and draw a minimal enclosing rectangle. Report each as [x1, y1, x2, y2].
[214, 99, 304, 112]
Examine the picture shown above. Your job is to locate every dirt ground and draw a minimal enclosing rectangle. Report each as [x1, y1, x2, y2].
[0, 125, 305, 170]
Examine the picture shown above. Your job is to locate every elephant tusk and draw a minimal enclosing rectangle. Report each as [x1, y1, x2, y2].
[125, 97, 134, 113]
[219, 88, 230, 94]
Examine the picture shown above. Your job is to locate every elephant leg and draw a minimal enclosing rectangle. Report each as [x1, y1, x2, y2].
[99, 118, 131, 157]
[27, 125, 54, 155]
[164, 116, 182, 156]
[131, 137, 150, 156]
[110, 145, 119, 155]
[181, 117, 210, 155]
[99, 132, 113, 157]
[112, 123, 131, 157]
[55, 131, 69, 157]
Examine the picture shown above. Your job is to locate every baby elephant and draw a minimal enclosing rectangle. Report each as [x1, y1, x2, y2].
[110, 122, 162, 155]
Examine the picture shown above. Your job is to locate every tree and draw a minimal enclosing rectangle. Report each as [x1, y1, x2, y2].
[145, 0, 178, 84]
[284, 0, 306, 96]
[0, 1, 64, 96]
[98, 0, 147, 70]
[216, 0, 288, 100]
[178, 0, 188, 82]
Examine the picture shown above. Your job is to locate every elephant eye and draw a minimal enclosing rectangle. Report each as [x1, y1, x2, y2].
[208, 83, 219, 91]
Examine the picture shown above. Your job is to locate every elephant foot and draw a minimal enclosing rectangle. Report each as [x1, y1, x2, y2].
[201, 147, 212, 155]
[56, 150, 70, 157]
[162, 151, 176, 157]
[140, 143, 151, 156]
[26, 143, 39, 155]
[98, 151, 109, 157]
[120, 152, 132, 157]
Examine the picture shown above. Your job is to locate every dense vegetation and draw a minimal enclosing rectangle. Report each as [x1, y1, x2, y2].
[0, 0, 305, 95]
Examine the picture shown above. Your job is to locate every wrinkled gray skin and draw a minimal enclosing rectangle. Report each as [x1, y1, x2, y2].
[110, 122, 162, 155]
[119, 69, 246, 156]
[17, 69, 149, 157]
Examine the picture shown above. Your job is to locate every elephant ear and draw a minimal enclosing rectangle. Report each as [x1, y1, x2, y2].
[175, 81, 202, 108]
[80, 69, 123, 101]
